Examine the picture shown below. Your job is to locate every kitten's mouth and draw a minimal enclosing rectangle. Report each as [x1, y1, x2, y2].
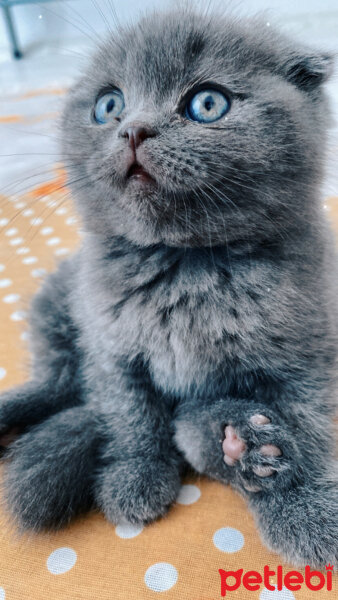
[126, 162, 156, 184]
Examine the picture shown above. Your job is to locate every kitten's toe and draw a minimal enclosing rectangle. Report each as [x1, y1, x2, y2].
[252, 465, 275, 477]
[97, 458, 181, 525]
[260, 444, 282, 457]
[222, 411, 296, 492]
[222, 425, 246, 465]
[250, 414, 271, 426]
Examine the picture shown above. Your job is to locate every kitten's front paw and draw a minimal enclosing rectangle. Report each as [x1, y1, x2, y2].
[222, 411, 300, 492]
[97, 457, 181, 525]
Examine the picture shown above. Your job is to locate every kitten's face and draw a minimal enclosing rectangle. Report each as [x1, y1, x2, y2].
[62, 11, 332, 247]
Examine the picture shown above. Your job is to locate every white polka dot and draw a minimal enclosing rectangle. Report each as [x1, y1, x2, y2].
[56, 207, 67, 215]
[115, 520, 144, 539]
[22, 257, 38, 264]
[0, 218, 9, 227]
[66, 216, 77, 225]
[0, 586, 5, 600]
[40, 227, 54, 235]
[0, 265, 5, 272]
[3, 294, 20, 303]
[10, 310, 27, 322]
[14, 202, 26, 209]
[20, 331, 30, 342]
[213, 527, 244, 553]
[176, 484, 201, 505]
[0, 368, 6, 380]
[5, 228, 18, 237]
[9, 237, 24, 246]
[30, 217, 43, 226]
[16, 247, 30, 255]
[54, 248, 70, 256]
[47, 547, 77, 575]
[260, 588, 295, 600]
[31, 268, 47, 278]
[47, 200, 57, 207]
[22, 209, 34, 217]
[144, 563, 178, 592]
[0, 279, 12, 288]
[46, 237, 61, 246]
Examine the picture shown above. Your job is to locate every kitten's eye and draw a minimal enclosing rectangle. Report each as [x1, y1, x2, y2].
[94, 89, 125, 124]
[185, 89, 230, 123]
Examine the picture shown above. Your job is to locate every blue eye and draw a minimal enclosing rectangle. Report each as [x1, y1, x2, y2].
[186, 89, 230, 123]
[94, 89, 125, 124]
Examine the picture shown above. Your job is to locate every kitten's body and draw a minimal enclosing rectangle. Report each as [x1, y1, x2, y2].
[1, 9, 337, 567]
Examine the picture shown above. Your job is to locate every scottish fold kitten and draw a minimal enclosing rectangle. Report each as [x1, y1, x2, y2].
[0, 8, 337, 568]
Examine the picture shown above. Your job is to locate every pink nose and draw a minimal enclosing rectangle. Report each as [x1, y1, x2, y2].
[122, 125, 156, 151]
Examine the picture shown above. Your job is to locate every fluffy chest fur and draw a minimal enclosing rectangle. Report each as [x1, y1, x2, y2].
[75, 239, 304, 398]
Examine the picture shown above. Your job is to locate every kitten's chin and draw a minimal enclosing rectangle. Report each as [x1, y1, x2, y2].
[114, 189, 223, 248]
[126, 178, 157, 194]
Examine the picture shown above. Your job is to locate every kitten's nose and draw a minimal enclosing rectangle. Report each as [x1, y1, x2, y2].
[122, 124, 156, 151]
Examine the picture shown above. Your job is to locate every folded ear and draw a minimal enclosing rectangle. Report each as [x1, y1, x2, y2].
[282, 52, 335, 92]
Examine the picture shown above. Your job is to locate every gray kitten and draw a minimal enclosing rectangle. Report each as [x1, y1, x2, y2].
[0, 8, 337, 568]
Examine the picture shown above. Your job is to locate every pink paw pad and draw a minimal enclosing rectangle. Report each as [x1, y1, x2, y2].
[222, 425, 246, 466]
[222, 415, 282, 477]
[250, 414, 271, 426]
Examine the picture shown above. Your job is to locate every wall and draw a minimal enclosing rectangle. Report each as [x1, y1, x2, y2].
[1, 0, 338, 58]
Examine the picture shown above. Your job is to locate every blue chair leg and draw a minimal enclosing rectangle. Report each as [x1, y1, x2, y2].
[2, 4, 22, 59]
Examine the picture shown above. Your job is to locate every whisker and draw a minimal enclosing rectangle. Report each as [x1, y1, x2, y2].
[19, 176, 90, 247]
[1, 176, 93, 268]
[31, 1, 99, 45]
[91, 0, 113, 35]
[0, 161, 82, 211]
[0, 166, 83, 231]
[204, 179, 289, 242]
[65, 3, 101, 39]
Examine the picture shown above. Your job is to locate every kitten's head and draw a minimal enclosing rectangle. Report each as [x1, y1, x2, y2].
[61, 9, 333, 247]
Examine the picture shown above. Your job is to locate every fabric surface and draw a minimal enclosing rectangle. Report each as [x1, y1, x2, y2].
[0, 88, 337, 599]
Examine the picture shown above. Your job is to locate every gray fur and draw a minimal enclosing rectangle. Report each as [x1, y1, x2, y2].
[0, 8, 337, 567]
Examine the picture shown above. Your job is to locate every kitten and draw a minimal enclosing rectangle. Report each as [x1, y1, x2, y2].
[0, 8, 337, 568]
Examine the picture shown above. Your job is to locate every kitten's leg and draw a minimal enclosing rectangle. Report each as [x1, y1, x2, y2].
[3, 406, 97, 531]
[94, 368, 183, 525]
[218, 400, 338, 566]
[174, 394, 338, 567]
